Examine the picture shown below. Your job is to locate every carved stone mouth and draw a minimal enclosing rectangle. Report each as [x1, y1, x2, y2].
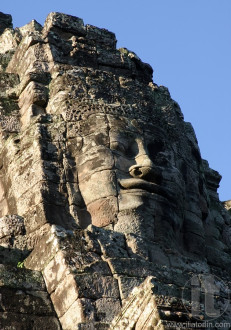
[119, 178, 172, 200]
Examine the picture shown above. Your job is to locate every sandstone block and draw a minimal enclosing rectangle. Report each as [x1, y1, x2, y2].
[115, 209, 155, 241]
[107, 258, 152, 277]
[0, 214, 25, 238]
[95, 298, 121, 322]
[125, 233, 150, 260]
[7, 43, 53, 77]
[79, 170, 117, 205]
[86, 24, 116, 49]
[87, 196, 118, 227]
[117, 276, 144, 300]
[59, 299, 87, 329]
[66, 182, 82, 207]
[24, 229, 60, 271]
[224, 199, 231, 212]
[77, 114, 108, 137]
[19, 19, 42, 37]
[19, 81, 48, 110]
[0, 313, 61, 330]
[22, 202, 47, 233]
[0, 287, 54, 315]
[206, 246, 231, 271]
[0, 29, 18, 55]
[147, 243, 170, 266]
[19, 70, 51, 95]
[0, 12, 13, 34]
[89, 226, 128, 258]
[43, 250, 70, 294]
[77, 147, 114, 181]
[51, 273, 79, 317]
[43, 12, 86, 36]
[75, 274, 120, 300]
[97, 50, 131, 70]
[0, 264, 46, 291]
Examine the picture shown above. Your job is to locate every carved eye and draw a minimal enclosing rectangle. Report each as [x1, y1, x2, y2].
[126, 142, 138, 158]
[110, 140, 138, 159]
[110, 141, 126, 154]
[147, 140, 165, 162]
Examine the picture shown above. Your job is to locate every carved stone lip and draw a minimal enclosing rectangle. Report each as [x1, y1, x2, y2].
[119, 178, 172, 200]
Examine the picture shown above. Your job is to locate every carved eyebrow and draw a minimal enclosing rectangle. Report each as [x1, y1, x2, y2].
[110, 139, 129, 153]
[110, 136, 129, 144]
[110, 130, 138, 141]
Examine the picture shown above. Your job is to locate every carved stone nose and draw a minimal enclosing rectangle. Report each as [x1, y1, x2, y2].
[129, 155, 162, 183]
[129, 153, 154, 178]
[129, 165, 153, 179]
[129, 164, 162, 184]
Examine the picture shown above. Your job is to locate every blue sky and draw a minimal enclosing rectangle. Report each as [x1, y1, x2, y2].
[1, 0, 230, 201]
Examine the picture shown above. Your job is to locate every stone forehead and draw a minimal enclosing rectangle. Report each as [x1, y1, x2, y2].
[65, 99, 170, 129]
[49, 65, 171, 120]
[73, 110, 169, 138]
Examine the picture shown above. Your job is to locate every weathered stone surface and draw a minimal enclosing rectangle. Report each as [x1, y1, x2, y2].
[43, 12, 86, 36]
[87, 197, 118, 227]
[117, 276, 145, 301]
[95, 298, 121, 322]
[0, 314, 61, 330]
[51, 273, 79, 317]
[0, 215, 29, 265]
[0, 29, 19, 55]
[0, 264, 45, 290]
[59, 299, 88, 329]
[0, 12, 13, 34]
[0, 70, 20, 137]
[0, 287, 54, 315]
[87, 226, 128, 259]
[7, 42, 53, 78]
[0, 214, 25, 238]
[0, 10, 230, 330]
[43, 249, 70, 294]
[79, 170, 117, 205]
[111, 276, 199, 330]
[74, 274, 120, 300]
[24, 226, 121, 328]
[19, 81, 48, 110]
[0, 264, 60, 328]
[224, 199, 231, 215]
[18, 19, 42, 37]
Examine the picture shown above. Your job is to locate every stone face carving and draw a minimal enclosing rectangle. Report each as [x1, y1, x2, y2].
[0, 11, 231, 329]
[77, 115, 184, 233]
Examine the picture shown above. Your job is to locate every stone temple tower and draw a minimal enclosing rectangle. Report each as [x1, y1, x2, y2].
[0, 11, 231, 329]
